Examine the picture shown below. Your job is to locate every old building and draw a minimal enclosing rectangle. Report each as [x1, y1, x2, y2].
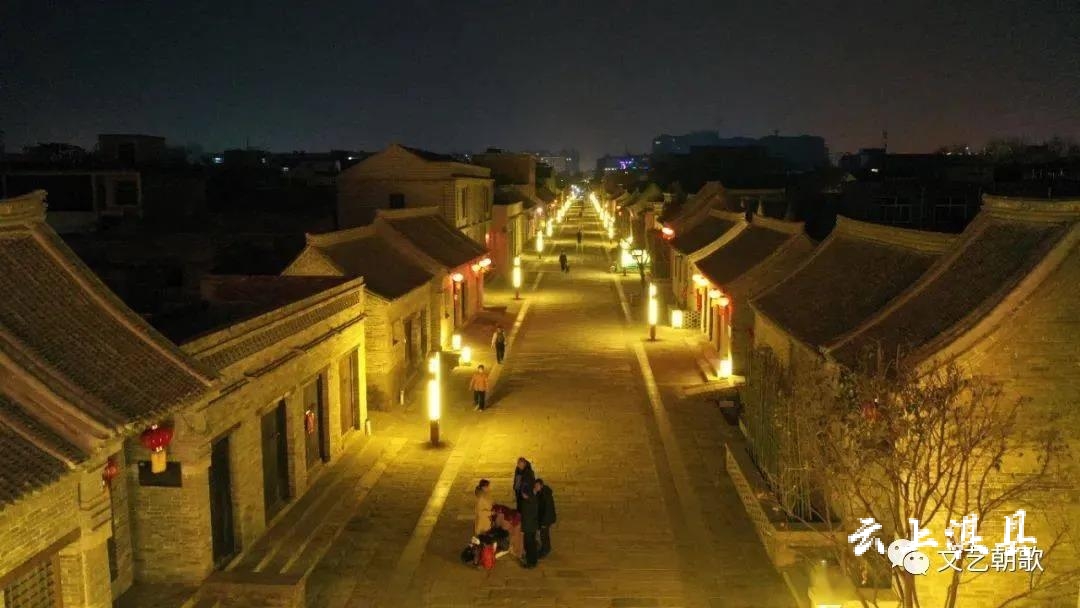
[687, 215, 808, 376]
[283, 207, 489, 409]
[742, 197, 1080, 606]
[283, 225, 435, 411]
[0, 190, 369, 605]
[336, 144, 494, 245]
[0, 190, 211, 605]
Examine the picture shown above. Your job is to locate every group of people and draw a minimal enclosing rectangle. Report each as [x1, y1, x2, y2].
[471, 458, 557, 569]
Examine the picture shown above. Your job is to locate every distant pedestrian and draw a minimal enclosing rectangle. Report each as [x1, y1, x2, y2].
[576, 229, 583, 252]
[534, 479, 556, 558]
[491, 326, 506, 364]
[558, 251, 568, 273]
[513, 457, 536, 512]
[469, 365, 489, 411]
[519, 486, 540, 568]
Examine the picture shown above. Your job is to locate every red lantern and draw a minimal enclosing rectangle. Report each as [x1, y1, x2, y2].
[140, 424, 174, 474]
[102, 457, 120, 488]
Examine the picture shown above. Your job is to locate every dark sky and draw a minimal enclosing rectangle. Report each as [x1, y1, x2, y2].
[3, 0, 1079, 164]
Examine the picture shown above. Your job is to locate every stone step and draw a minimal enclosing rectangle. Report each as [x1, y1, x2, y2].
[228, 436, 387, 573]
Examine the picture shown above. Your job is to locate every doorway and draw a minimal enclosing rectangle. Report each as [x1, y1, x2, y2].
[458, 279, 468, 325]
[303, 375, 328, 470]
[209, 435, 236, 567]
[338, 352, 360, 433]
[261, 401, 290, 521]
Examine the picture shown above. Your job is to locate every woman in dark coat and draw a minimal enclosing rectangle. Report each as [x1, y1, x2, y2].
[518, 486, 540, 568]
[512, 457, 536, 512]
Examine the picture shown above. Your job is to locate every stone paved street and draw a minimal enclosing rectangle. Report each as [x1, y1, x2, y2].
[297, 204, 795, 608]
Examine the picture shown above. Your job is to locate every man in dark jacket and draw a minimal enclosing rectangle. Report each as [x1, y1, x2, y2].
[534, 479, 556, 558]
[518, 486, 540, 568]
[513, 457, 535, 513]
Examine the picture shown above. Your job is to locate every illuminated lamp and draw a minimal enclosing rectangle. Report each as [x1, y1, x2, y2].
[719, 357, 733, 379]
[451, 272, 464, 283]
[428, 352, 440, 376]
[471, 263, 481, 272]
[427, 376, 440, 445]
[661, 226, 674, 237]
[718, 295, 730, 308]
[139, 424, 174, 474]
[479, 257, 492, 268]
[671, 309, 684, 329]
[460, 346, 472, 364]
[451, 333, 462, 350]
[708, 289, 722, 300]
[649, 283, 657, 298]
[691, 273, 703, 283]
[647, 297, 658, 326]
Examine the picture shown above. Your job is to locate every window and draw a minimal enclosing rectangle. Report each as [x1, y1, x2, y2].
[389, 193, 405, 209]
[3, 556, 59, 608]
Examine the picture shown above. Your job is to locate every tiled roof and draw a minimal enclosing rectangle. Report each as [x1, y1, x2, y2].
[317, 234, 433, 299]
[381, 213, 487, 268]
[0, 392, 81, 506]
[754, 221, 950, 348]
[669, 215, 739, 255]
[696, 226, 793, 286]
[197, 290, 363, 372]
[0, 227, 210, 427]
[832, 220, 1070, 368]
[727, 234, 816, 298]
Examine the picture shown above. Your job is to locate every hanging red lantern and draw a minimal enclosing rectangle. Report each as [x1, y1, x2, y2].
[140, 424, 174, 474]
[102, 457, 120, 488]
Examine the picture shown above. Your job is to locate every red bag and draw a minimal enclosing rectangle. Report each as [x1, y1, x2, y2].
[479, 544, 496, 570]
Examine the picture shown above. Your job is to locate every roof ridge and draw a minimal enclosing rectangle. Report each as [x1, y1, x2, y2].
[981, 195, 1080, 222]
[377, 206, 440, 220]
[0, 190, 47, 227]
[307, 224, 374, 246]
[751, 215, 804, 234]
[709, 209, 747, 222]
[834, 216, 957, 254]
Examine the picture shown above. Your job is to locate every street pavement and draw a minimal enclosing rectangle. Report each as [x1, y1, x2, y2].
[293, 202, 794, 608]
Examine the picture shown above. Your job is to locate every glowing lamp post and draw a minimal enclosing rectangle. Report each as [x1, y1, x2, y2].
[671, 309, 684, 329]
[546, 220, 553, 238]
[451, 333, 462, 350]
[536, 230, 544, 257]
[460, 346, 472, 365]
[647, 282, 659, 341]
[427, 353, 441, 446]
[512, 256, 522, 300]
[607, 225, 614, 241]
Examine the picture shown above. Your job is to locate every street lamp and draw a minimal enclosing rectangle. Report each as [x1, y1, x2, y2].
[512, 255, 522, 300]
[546, 220, 554, 238]
[427, 353, 441, 446]
[536, 230, 544, 257]
[647, 282, 658, 341]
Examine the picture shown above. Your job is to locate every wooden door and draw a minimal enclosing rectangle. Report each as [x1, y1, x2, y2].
[261, 401, 290, 520]
[303, 376, 327, 470]
[209, 435, 236, 567]
[338, 352, 359, 432]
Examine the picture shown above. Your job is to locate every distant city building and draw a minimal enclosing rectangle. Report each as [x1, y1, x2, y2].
[652, 131, 828, 172]
[596, 154, 650, 174]
[523, 149, 579, 176]
[97, 134, 167, 165]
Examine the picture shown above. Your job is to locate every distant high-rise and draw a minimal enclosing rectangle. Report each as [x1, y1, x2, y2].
[524, 149, 579, 176]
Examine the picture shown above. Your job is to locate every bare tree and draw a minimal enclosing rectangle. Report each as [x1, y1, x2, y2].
[752, 347, 1076, 607]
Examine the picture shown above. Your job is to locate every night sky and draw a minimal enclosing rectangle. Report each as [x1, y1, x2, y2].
[2, 0, 1078, 164]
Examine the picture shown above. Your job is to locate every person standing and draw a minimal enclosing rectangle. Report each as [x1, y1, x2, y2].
[491, 326, 506, 364]
[534, 479, 556, 558]
[512, 457, 535, 512]
[576, 229, 583, 252]
[558, 251, 568, 273]
[474, 479, 494, 536]
[469, 365, 489, 411]
[519, 486, 540, 568]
